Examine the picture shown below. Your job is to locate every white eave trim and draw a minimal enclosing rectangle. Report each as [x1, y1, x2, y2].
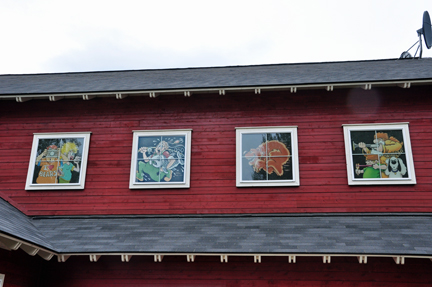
[0, 233, 55, 261]
[50, 252, 430, 265]
[2, 79, 431, 101]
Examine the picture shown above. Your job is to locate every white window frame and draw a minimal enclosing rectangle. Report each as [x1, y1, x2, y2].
[129, 129, 192, 189]
[25, 132, 91, 191]
[343, 123, 416, 185]
[236, 126, 300, 187]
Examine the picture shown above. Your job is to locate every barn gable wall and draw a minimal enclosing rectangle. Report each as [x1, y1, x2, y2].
[1, 86, 431, 215]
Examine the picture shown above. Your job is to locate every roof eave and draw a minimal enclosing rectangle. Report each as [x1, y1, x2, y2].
[1, 79, 431, 102]
[1, 230, 431, 265]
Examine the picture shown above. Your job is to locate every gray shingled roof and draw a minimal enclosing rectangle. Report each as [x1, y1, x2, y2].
[0, 198, 54, 250]
[1, 58, 432, 95]
[34, 214, 432, 255]
[1, 199, 432, 256]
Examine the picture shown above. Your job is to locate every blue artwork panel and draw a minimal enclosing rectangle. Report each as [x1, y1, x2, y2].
[135, 135, 186, 183]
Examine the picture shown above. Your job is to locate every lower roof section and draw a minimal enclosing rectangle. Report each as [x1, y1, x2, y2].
[1, 198, 432, 257]
[0, 198, 53, 250]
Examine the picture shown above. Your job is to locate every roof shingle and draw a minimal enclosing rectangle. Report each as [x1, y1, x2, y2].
[1, 58, 432, 95]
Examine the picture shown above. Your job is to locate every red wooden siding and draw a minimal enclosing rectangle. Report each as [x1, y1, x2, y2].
[1, 86, 432, 215]
[0, 249, 43, 287]
[2, 248, 432, 287]
[11, 253, 432, 287]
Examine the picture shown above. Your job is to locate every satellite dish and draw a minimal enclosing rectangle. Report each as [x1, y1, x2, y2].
[423, 11, 432, 49]
[399, 11, 432, 59]
[399, 51, 413, 59]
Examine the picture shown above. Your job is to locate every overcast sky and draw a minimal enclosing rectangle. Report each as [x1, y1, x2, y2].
[0, 0, 431, 74]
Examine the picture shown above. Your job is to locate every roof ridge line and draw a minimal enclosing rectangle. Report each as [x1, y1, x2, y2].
[0, 58, 417, 77]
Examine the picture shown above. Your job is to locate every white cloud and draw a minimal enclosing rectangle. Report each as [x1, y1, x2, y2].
[0, 0, 431, 73]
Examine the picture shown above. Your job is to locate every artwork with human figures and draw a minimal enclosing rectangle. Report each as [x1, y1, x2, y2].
[26, 133, 91, 190]
[135, 135, 186, 183]
[241, 132, 292, 181]
[30, 137, 85, 185]
[351, 129, 408, 179]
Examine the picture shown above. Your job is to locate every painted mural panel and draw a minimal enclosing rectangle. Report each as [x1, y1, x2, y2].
[135, 135, 186, 183]
[241, 133, 292, 181]
[25, 133, 91, 190]
[343, 123, 416, 185]
[130, 130, 192, 189]
[236, 127, 299, 187]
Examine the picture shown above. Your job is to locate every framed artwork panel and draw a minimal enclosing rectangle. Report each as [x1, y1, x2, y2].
[236, 126, 299, 187]
[343, 123, 416, 185]
[25, 132, 91, 190]
[129, 129, 192, 189]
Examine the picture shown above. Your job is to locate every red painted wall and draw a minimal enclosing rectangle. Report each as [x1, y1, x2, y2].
[1, 86, 432, 215]
[1, 250, 431, 287]
[2, 248, 432, 287]
[0, 249, 45, 287]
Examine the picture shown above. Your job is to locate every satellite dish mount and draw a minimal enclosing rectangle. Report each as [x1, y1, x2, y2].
[399, 11, 432, 59]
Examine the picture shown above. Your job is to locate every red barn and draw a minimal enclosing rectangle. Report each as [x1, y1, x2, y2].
[1, 59, 432, 286]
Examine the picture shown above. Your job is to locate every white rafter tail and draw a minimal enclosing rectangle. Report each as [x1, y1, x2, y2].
[121, 254, 131, 262]
[255, 88, 261, 94]
[154, 254, 164, 262]
[357, 255, 367, 264]
[20, 244, 39, 256]
[288, 255, 296, 263]
[220, 255, 228, 263]
[362, 83, 372, 90]
[393, 256, 405, 265]
[116, 93, 128, 100]
[49, 95, 64, 101]
[0, 237, 22, 250]
[149, 92, 159, 98]
[219, 89, 225, 95]
[186, 254, 195, 262]
[398, 82, 411, 89]
[326, 85, 334, 92]
[57, 255, 70, 262]
[184, 91, 191, 97]
[82, 94, 95, 100]
[322, 255, 331, 264]
[0, 240, 10, 251]
[254, 255, 261, 263]
[290, 87, 297, 93]
[15, 96, 31, 102]
[37, 250, 54, 261]
[89, 255, 101, 262]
